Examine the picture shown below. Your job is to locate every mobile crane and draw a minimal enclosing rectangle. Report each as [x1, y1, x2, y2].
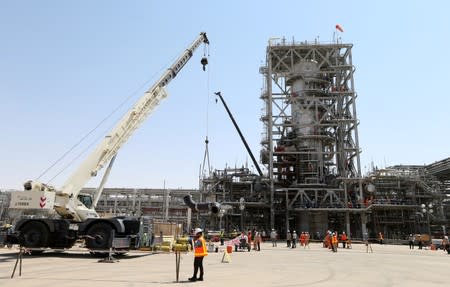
[8, 32, 210, 253]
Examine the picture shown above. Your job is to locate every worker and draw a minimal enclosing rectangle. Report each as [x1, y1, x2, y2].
[270, 229, 277, 247]
[247, 229, 253, 249]
[323, 231, 331, 249]
[300, 232, 306, 247]
[363, 232, 373, 253]
[408, 234, 414, 249]
[188, 228, 208, 282]
[442, 236, 449, 253]
[417, 234, 423, 249]
[331, 232, 338, 252]
[252, 229, 257, 250]
[286, 230, 292, 247]
[254, 230, 262, 251]
[219, 229, 224, 246]
[304, 232, 310, 249]
[378, 232, 384, 245]
[341, 232, 347, 249]
[291, 230, 297, 248]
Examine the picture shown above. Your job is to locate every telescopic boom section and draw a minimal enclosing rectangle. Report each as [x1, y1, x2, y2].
[215, 92, 263, 177]
[60, 33, 209, 200]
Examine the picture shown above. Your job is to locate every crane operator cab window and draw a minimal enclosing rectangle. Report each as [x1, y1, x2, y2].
[78, 194, 93, 209]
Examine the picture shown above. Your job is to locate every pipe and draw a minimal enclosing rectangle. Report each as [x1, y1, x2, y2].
[183, 195, 220, 214]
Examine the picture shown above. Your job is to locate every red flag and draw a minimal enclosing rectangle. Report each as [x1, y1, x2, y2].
[335, 24, 344, 32]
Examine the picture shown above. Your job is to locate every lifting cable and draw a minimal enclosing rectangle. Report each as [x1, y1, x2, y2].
[201, 43, 211, 177]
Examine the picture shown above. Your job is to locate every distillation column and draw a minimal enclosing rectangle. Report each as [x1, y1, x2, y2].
[260, 38, 364, 236]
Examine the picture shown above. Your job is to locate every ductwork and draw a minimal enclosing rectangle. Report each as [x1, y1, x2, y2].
[183, 195, 220, 214]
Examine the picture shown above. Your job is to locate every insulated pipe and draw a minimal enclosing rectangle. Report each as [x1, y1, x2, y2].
[183, 195, 220, 214]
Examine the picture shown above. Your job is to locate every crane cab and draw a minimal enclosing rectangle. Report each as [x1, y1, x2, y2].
[77, 193, 93, 209]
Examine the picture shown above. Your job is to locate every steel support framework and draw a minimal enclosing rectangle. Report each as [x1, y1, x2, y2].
[260, 38, 365, 235]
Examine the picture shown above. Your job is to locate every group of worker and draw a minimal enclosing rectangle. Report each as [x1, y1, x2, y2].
[236, 229, 263, 251]
[323, 231, 351, 252]
[188, 227, 267, 282]
[286, 230, 310, 248]
[408, 233, 450, 253]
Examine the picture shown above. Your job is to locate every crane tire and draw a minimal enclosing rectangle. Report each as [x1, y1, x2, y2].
[20, 221, 49, 248]
[86, 222, 113, 250]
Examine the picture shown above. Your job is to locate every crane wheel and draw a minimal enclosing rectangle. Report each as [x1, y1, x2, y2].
[86, 222, 113, 250]
[20, 221, 49, 249]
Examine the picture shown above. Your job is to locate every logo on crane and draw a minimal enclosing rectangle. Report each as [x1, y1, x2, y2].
[40, 196, 47, 208]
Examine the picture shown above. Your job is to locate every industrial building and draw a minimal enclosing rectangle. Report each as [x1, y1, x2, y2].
[200, 37, 450, 240]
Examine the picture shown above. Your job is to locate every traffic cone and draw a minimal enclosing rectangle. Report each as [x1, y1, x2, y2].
[221, 250, 231, 263]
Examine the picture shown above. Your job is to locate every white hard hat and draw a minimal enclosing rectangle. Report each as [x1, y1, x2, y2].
[194, 228, 203, 234]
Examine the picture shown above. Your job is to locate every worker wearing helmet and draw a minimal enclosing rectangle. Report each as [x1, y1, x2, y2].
[188, 228, 208, 282]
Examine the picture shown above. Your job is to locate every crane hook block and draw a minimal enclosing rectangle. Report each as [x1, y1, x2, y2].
[201, 57, 208, 71]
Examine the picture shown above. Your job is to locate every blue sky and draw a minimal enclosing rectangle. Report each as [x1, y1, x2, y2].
[1, 0, 449, 190]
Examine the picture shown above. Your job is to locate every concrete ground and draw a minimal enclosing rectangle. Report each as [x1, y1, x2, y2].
[0, 242, 448, 287]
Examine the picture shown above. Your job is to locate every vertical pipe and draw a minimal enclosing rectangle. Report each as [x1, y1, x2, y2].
[164, 190, 170, 221]
[267, 46, 275, 230]
[187, 208, 191, 233]
[113, 193, 117, 215]
[349, 49, 363, 180]
[344, 182, 350, 235]
[345, 211, 351, 237]
[240, 210, 244, 231]
[348, 49, 366, 235]
[137, 192, 141, 217]
[285, 189, 289, 235]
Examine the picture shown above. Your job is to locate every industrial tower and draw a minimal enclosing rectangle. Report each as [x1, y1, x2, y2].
[259, 38, 366, 236]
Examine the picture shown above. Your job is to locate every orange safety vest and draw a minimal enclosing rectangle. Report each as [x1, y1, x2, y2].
[341, 234, 347, 241]
[300, 234, 306, 243]
[194, 236, 208, 257]
[332, 235, 338, 244]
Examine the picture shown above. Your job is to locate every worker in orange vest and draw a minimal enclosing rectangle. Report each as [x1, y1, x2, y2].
[341, 232, 348, 249]
[331, 232, 338, 252]
[300, 232, 306, 247]
[304, 232, 310, 249]
[324, 231, 331, 248]
[189, 228, 208, 282]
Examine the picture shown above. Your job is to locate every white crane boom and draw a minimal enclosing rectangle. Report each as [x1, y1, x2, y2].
[8, 33, 209, 253]
[48, 32, 208, 220]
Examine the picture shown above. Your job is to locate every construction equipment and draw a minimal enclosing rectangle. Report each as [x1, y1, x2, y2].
[214, 91, 263, 177]
[8, 32, 210, 253]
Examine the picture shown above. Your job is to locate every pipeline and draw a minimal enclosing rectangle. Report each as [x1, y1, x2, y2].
[183, 195, 220, 214]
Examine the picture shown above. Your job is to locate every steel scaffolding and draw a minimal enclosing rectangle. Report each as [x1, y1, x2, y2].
[259, 38, 365, 236]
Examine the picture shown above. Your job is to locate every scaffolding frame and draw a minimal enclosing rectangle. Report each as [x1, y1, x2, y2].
[260, 38, 365, 235]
